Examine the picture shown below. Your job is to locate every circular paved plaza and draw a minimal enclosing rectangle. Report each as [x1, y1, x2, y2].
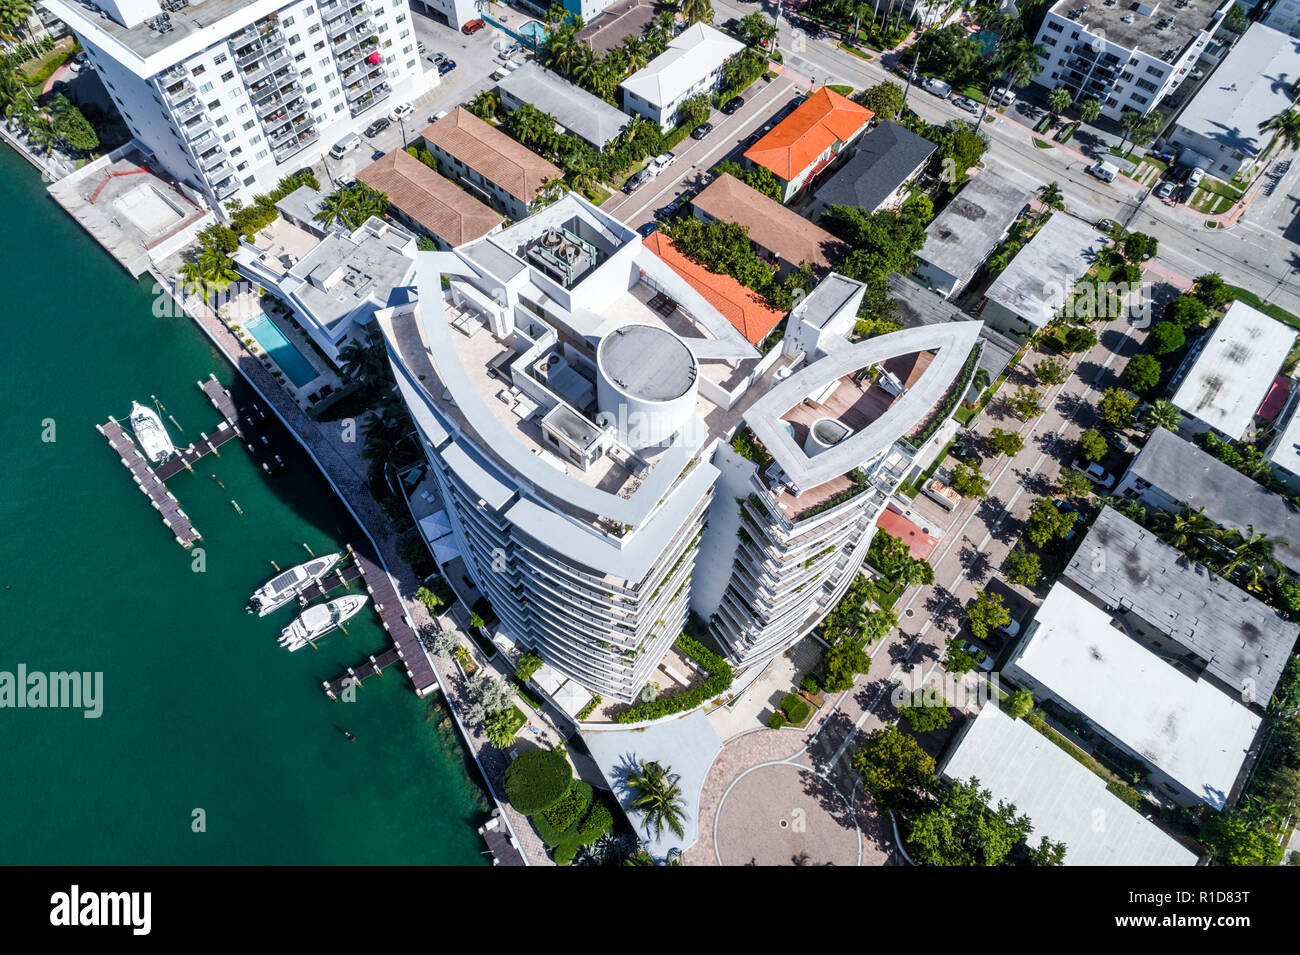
[715, 763, 861, 866]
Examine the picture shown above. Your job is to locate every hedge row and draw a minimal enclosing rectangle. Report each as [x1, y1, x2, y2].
[914, 342, 981, 447]
[615, 634, 734, 723]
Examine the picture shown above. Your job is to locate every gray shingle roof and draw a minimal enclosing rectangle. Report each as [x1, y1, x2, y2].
[1066, 507, 1297, 705]
[813, 121, 936, 211]
[497, 63, 630, 148]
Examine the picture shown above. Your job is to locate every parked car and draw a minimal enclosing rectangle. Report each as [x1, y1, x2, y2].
[1187, 166, 1205, 188]
[335, 175, 358, 189]
[1000, 618, 1021, 638]
[429, 51, 447, 65]
[721, 17, 740, 31]
[988, 86, 1016, 106]
[720, 96, 745, 115]
[1101, 429, 1135, 454]
[429, 109, 448, 123]
[637, 222, 657, 237]
[952, 95, 981, 114]
[462, 18, 486, 35]
[624, 171, 651, 194]
[656, 197, 685, 220]
[391, 102, 414, 121]
[691, 121, 714, 140]
[438, 59, 457, 76]
[1155, 180, 1176, 199]
[742, 131, 761, 148]
[1096, 218, 1117, 233]
[959, 641, 995, 672]
[949, 444, 984, 468]
[364, 117, 390, 138]
[1071, 459, 1116, 488]
[417, 40, 426, 54]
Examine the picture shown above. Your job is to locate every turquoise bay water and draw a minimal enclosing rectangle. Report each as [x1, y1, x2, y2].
[0, 148, 489, 864]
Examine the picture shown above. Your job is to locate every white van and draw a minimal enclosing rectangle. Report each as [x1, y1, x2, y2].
[329, 132, 362, 160]
[1088, 161, 1119, 183]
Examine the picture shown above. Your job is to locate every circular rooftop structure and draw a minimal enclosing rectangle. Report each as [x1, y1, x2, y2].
[597, 324, 697, 401]
[596, 324, 699, 451]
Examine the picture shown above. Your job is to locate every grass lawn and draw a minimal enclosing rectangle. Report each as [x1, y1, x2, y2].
[1200, 177, 1244, 202]
[827, 83, 854, 97]
[504, 705, 527, 737]
[838, 42, 874, 61]
[19, 39, 77, 89]
[957, 84, 987, 103]
[1032, 138, 1054, 149]
[865, 576, 905, 611]
[1188, 187, 1232, 214]
[582, 182, 611, 206]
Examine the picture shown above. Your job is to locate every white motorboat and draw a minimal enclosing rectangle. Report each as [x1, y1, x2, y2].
[129, 401, 176, 465]
[279, 594, 368, 651]
[246, 553, 342, 616]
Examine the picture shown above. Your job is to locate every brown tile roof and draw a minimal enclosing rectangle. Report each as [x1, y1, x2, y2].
[642, 231, 786, 345]
[691, 173, 846, 272]
[357, 149, 503, 247]
[576, 0, 661, 54]
[743, 87, 873, 181]
[418, 108, 563, 204]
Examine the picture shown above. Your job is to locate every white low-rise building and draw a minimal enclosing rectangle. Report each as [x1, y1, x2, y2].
[977, 214, 1107, 337]
[1168, 299, 1296, 441]
[43, 0, 434, 208]
[233, 198, 417, 363]
[1005, 583, 1262, 811]
[942, 704, 1199, 866]
[619, 24, 742, 131]
[1166, 23, 1300, 180]
[913, 172, 1031, 299]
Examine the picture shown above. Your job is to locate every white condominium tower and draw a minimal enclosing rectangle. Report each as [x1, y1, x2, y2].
[378, 193, 982, 701]
[43, 0, 432, 205]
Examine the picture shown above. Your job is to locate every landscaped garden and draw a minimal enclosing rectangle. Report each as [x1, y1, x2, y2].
[503, 747, 614, 865]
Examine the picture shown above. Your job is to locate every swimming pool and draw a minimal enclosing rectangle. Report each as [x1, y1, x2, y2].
[243, 312, 319, 388]
[520, 20, 548, 45]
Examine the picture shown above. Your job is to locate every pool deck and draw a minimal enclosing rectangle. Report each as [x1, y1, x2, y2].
[216, 287, 343, 409]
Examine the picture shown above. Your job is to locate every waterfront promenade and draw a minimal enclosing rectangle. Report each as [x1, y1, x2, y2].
[156, 270, 554, 866]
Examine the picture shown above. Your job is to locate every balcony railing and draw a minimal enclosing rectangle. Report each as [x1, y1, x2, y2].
[231, 22, 283, 47]
[257, 86, 305, 120]
[214, 176, 241, 199]
[173, 98, 204, 122]
[162, 79, 195, 104]
[348, 84, 390, 116]
[181, 116, 213, 140]
[274, 129, 320, 163]
[250, 72, 299, 105]
[345, 67, 386, 102]
[241, 50, 292, 86]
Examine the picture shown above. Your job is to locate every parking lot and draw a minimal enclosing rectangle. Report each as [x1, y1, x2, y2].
[309, 8, 514, 186]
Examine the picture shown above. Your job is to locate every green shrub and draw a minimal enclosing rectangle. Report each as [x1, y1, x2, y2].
[616, 634, 734, 723]
[768, 711, 788, 729]
[781, 692, 811, 724]
[800, 673, 821, 695]
[540, 780, 592, 834]
[515, 652, 543, 683]
[575, 694, 602, 721]
[502, 748, 573, 814]
[577, 802, 613, 839]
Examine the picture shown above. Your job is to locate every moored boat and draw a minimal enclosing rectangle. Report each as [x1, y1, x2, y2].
[279, 594, 368, 651]
[129, 401, 176, 465]
[246, 553, 342, 616]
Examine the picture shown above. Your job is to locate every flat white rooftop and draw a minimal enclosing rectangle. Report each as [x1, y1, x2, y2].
[1268, 398, 1300, 476]
[983, 214, 1107, 329]
[942, 704, 1198, 866]
[1171, 300, 1296, 440]
[1009, 584, 1260, 810]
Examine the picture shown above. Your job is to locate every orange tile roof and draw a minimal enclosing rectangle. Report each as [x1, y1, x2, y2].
[642, 232, 786, 345]
[743, 87, 874, 181]
[358, 149, 503, 247]
[876, 506, 938, 560]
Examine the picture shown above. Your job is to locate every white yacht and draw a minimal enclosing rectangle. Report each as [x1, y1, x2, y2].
[279, 594, 369, 651]
[246, 553, 342, 616]
[129, 401, 176, 465]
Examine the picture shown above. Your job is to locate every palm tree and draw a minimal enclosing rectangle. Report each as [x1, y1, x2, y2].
[179, 246, 239, 302]
[314, 189, 353, 229]
[1221, 526, 1281, 585]
[337, 335, 389, 389]
[0, 0, 32, 42]
[1038, 181, 1064, 209]
[1046, 86, 1073, 119]
[543, 23, 582, 79]
[1143, 399, 1182, 433]
[1260, 108, 1300, 152]
[1079, 98, 1102, 123]
[678, 0, 713, 25]
[627, 761, 687, 840]
[467, 88, 500, 121]
[651, 11, 677, 51]
[619, 35, 650, 74]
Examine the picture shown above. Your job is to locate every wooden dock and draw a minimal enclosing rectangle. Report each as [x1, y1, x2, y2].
[323, 545, 440, 700]
[96, 418, 201, 547]
[199, 374, 285, 475]
[98, 375, 289, 547]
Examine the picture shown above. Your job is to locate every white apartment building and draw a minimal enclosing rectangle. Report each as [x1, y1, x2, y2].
[619, 23, 742, 131]
[407, 0, 477, 30]
[1030, 0, 1231, 120]
[376, 193, 983, 700]
[42, 0, 434, 208]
